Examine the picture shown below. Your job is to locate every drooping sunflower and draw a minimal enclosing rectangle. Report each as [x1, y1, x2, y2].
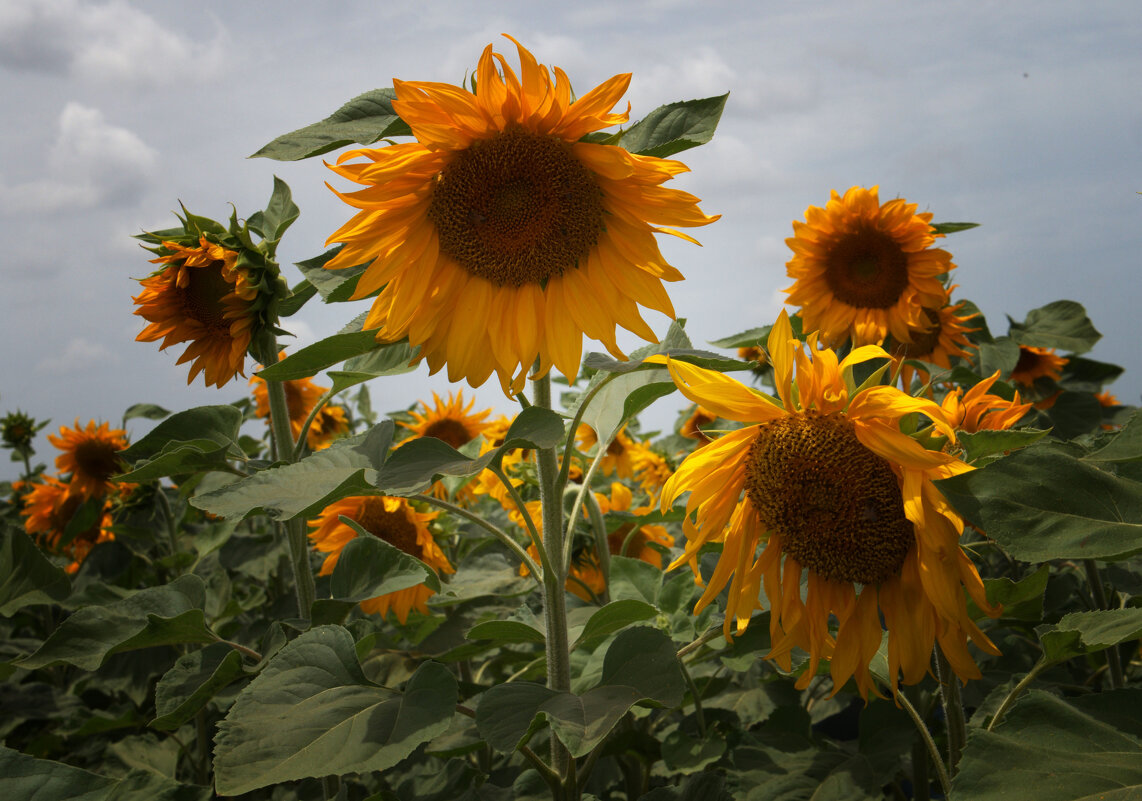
[785, 186, 953, 348]
[888, 295, 978, 389]
[323, 36, 719, 393]
[1010, 345, 1067, 388]
[941, 372, 1030, 435]
[308, 495, 453, 623]
[47, 419, 129, 500]
[251, 360, 348, 451]
[22, 476, 115, 574]
[655, 311, 1000, 698]
[134, 236, 259, 388]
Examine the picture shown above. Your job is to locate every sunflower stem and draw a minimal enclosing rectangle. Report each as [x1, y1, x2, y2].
[415, 491, 542, 583]
[563, 445, 609, 573]
[893, 686, 951, 798]
[532, 369, 573, 789]
[292, 388, 336, 462]
[154, 486, 180, 559]
[1083, 558, 1125, 690]
[987, 657, 1050, 732]
[933, 646, 966, 776]
[255, 340, 316, 621]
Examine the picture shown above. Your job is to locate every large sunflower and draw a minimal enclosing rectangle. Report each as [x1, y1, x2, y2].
[22, 476, 114, 574]
[134, 236, 258, 388]
[323, 36, 719, 393]
[785, 186, 952, 348]
[47, 419, 129, 500]
[308, 496, 453, 623]
[1010, 345, 1067, 388]
[655, 311, 1000, 698]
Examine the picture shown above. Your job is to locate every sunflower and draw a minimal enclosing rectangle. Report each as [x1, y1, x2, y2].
[738, 345, 766, 365]
[1010, 345, 1067, 388]
[680, 405, 718, 444]
[22, 476, 114, 574]
[597, 481, 674, 564]
[576, 424, 640, 479]
[888, 295, 978, 389]
[941, 372, 1030, 435]
[785, 186, 953, 348]
[134, 236, 259, 388]
[655, 311, 1000, 698]
[252, 359, 347, 451]
[47, 419, 129, 500]
[402, 391, 493, 450]
[323, 36, 719, 393]
[308, 495, 453, 623]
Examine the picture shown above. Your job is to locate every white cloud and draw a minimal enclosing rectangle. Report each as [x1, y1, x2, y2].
[0, 0, 226, 85]
[0, 102, 157, 213]
[37, 337, 121, 374]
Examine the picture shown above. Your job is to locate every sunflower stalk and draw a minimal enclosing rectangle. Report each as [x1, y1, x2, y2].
[532, 369, 574, 790]
[1083, 558, 1125, 689]
[292, 387, 337, 462]
[894, 687, 951, 797]
[255, 339, 316, 621]
[933, 646, 966, 775]
[415, 490, 542, 583]
[583, 489, 612, 604]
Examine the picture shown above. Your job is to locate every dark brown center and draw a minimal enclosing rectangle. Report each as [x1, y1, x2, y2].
[744, 410, 913, 584]
[823, 226, 910, 309]
[897, 307, 942, 359]
[423, 419, 475, 450]
[354, 499, 421, 557]
[427, 127, 604, 287]
[73, 439, 120, 484]
[180, 261, 232, 330]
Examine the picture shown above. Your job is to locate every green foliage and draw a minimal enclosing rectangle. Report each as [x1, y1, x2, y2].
[618, 94, 729, 158]
[251, 88, 412, 161]
[213, 626, 457, 794]
[330, 531, 442, 601]
[0, 528, 71, 615]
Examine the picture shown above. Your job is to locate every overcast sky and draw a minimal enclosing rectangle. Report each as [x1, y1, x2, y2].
[2, 0, 1139, 479]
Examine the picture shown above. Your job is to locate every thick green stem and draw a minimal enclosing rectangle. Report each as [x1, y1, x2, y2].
[679, 660, 707, 737]
[256, 340, 315, 621]
[933, 647, 966, 776]
[533, 371, 573, 790]
[1084, 558, 1125, 690]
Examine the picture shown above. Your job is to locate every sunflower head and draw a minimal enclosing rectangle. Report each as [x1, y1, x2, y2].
[657, 311, 1000, 698]
[941, 372, 1031, 435]
[133, 199, 291, 388]
[308, 495, 453, 623]
[323, 35, 719, 393]
[22, 475, 115, 574]
[47, 419, 129, 500]
[680, 405, 718, 444]
[784, 186, 953, 348]
[402, 391, 492, 450]
[1010, 345, 1068, 388]
[887, 295, 979, 389]
[1, 409, 46, 458]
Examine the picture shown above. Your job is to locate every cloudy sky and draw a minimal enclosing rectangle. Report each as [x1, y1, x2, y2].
[1, 0, 1139, 478]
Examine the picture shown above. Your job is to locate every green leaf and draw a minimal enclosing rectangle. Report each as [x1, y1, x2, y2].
[255, 175, 300, 246]
[1037, 608, 1142, 663]
[376, 407, 563, 495]
[15, 575, 215, 671]
[573, 599, 657, 647]
[970, 565, 1050, 622]
[1084, 409, 1142, 462]
[977, 336, 1021, 379]
[251, 88, 412, 161]
[117, 405, 244, 482]
[294, 247, 368, 302]
[608, 555, 664, 605]
[191, 422, 393, 521]
[0, 528, 71, 616]
[122, 403, 170, 422]
[708, 325, 769, 349]
[1043, 390, 1103, 440]
[1059, 355, 1125, 393]
[475, 682, 558, 752]
[256, 330, 383, 380]
[930, 221, 980, 235]
[278, 279, 317, 317]
[151, 642, 247, 731]
[327, 340, 421, 393]
[467, 619, 546, 644]
[957, 428, 1049, 463]
[330, 531, 441, 602]
[213, 625, 457, 795]
[953, 690, 1142, 800]
[619, 94, 728, 158]
[936, 447, 1142, 562]
[1008, 299, 1102, 354]
[661, 729, 727, 775]
[0, 746, 211, 801]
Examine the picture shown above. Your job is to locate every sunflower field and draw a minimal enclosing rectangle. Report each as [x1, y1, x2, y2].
[3, 37, 1141, 801]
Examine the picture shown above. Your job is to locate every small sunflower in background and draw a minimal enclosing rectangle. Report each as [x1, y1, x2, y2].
[401, 391, 493, 451]
[22, 476, 115, 574]
[785, 186, 952, 348]
[251, 356, 349, 451]
[941, 372, 1031, 435]
[1010, 345, 1068, 388]
[308, 496, 453, 624]
[323, 36, 719, 393]
[655, 311, 1000, 698]
[679, 405, 718, 444]
[888, 296, 978, 389]
[48, 419, 129, 500]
